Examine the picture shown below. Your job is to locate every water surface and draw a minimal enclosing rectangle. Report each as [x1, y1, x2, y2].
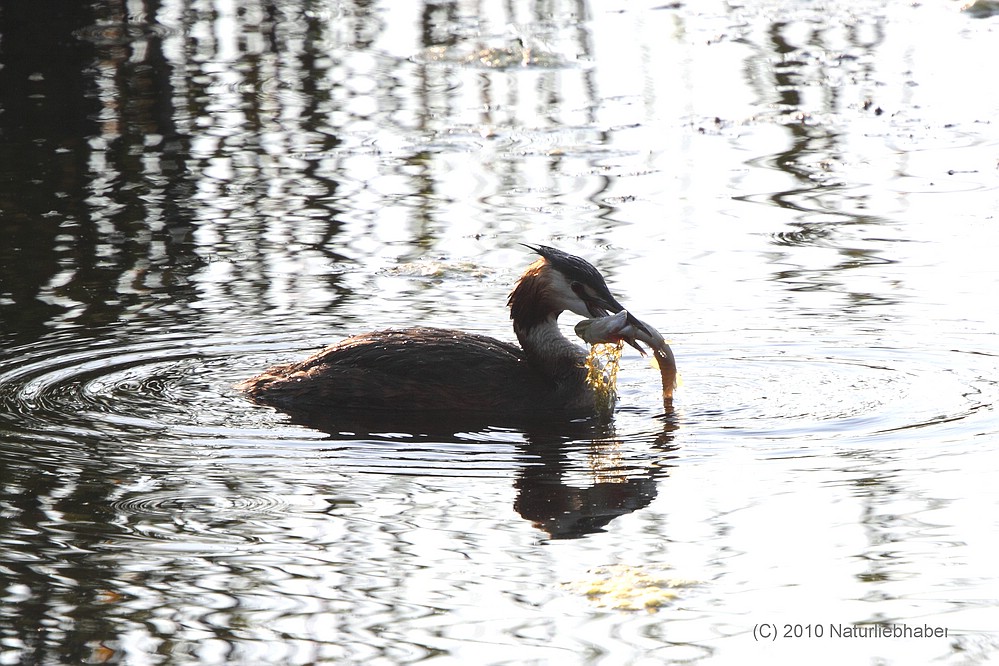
[2, 1, 998, 664]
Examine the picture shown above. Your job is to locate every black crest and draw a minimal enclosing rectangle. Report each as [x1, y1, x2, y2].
[522, 244, 610, 292]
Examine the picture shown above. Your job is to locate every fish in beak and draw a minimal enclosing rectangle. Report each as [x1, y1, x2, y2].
[574, 309, 667, 355]
[575, 310, 678, 402]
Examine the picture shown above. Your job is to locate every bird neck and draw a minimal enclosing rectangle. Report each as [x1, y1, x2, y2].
[508, 258, 589, 387]
[508, 258, 551, 332]
[514, 317, 588, 386]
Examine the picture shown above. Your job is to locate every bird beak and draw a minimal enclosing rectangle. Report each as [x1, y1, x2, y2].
[584, 292, 626, 319]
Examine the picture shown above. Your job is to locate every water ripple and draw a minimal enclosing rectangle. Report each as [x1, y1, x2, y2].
[676, 338, 999, 449]
[104, 485, 296, 548]
[0, 333, 223, 441]
[111, 489, 289, 518]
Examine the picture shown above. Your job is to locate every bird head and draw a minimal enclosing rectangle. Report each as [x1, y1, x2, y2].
[521, 244, 625, 319]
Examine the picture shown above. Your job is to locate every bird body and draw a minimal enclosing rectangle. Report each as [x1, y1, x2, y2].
[239, 326, 593, 416]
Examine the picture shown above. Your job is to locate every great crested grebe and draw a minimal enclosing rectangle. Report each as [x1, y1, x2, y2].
[238, 245, 676, 421]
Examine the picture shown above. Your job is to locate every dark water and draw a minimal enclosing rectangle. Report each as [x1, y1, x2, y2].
[2, 1, 999, 664]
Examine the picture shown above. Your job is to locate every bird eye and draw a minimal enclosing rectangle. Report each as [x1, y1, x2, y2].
[571, 282, 587, 298]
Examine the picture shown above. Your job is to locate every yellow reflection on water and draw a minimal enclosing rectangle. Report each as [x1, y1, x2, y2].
[562, 564, 699, 612]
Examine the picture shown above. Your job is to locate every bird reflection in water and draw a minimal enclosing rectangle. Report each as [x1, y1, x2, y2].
[514, 421, 679, 540]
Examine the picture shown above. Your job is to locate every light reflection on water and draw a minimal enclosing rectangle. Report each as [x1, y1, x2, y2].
[2, 0, 999, 663]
